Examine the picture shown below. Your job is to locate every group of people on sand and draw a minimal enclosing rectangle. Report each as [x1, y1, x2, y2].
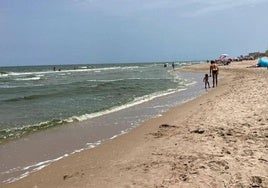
[203, 60, 219, 90]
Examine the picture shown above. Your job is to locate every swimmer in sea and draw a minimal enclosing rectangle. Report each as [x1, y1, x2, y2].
[210, 60, 219, 87]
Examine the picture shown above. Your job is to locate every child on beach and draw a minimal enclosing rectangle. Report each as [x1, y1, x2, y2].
[203, 74, 210, 89]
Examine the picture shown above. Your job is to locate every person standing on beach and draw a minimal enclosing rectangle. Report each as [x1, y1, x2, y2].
[203, 74, 210, 90]
[210, 60, 219, 87]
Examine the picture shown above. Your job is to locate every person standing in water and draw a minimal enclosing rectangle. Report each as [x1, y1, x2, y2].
[210, 60, 219, 87]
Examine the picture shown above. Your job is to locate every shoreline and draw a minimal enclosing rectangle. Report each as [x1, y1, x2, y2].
[0, 70, 205, 184]
[3, 60, 268, 187]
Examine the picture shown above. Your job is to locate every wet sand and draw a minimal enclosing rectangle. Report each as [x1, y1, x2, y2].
[0, 71, 205, 184]
[3, 60, 268, 188]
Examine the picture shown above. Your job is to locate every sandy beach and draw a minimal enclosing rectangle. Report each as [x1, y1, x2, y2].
[3, 60, 268, 188]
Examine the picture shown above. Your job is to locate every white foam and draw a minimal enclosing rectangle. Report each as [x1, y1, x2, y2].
[0, 85, 18, 88]
[14, 77, 41, 81]
[87, 79, 124, 82]
[3, 154, 69, 183]
[79, 66, 88, 69]
[6, 65, 141, 78]
[0, 73, 8, 77]
[0, 84, 44, 88]
[2, 109, 169, 184]
[67, 88, 186, 123]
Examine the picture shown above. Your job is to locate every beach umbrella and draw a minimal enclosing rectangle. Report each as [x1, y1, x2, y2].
[219, 54, 232, 65]
[219, 54, 229, 60]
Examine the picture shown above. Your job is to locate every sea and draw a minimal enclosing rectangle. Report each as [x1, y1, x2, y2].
[0, 61, 206, 184]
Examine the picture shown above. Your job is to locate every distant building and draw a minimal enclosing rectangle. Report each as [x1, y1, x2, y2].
[248, 50, 268, 59]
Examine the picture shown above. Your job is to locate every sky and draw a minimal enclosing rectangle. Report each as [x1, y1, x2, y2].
[0, 0, 268, 66]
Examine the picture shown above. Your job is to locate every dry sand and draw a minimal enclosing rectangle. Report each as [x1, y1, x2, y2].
[3, 60, 268, 188]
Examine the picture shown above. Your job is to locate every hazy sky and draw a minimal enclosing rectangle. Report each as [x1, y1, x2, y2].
[1, 0, 268, 66]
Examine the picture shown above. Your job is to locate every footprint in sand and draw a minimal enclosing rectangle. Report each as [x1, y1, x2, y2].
[149, 124, 177, 138]
[150, 131, 164, 138]
[63, 170, 85, 180]
[250, 176, 264, 187]
[208, 160, 229, 172]
[241, 149, 254, 157]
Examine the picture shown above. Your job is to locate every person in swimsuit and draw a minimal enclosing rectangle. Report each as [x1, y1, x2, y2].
[210, 60, 219, 87]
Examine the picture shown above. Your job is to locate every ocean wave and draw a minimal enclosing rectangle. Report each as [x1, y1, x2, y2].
[87, 79, 124, 83]
[63, 88, 185, 122]
[8, 71, 53, 76]
[2, 62, 191, 79]
[78, 66, 88, 69]
[0, 85, 19, 88]
[4, 93, 48, 102]
[0, 71, 8, 77]
[14, 76, 41, 81]
[0, 87, 186, 144]
[5, 65, 142, 77]
[87, 78, 176, 83]
[0, 84, 44, 89]
[0, 119, 69, 143]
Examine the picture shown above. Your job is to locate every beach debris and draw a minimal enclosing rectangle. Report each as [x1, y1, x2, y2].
[159, 124, 177, 128]
[63, 175, 71, 180]
[191, 129, 205, 134]
[149, 124, 178, 138]
[63, 171, 84, 180]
